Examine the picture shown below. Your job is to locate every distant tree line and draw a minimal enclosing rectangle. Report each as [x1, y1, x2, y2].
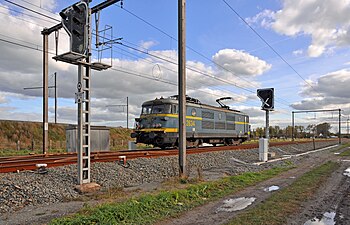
[252, 122, 334, 139]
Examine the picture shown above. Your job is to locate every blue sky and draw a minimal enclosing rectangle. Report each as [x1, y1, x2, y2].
[0, 0, 350, 132]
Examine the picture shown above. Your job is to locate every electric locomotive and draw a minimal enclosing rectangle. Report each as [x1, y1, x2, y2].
[131, 95, 250, 149]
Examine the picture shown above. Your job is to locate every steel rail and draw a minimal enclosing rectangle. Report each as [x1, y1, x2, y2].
[0, 139, 337, 173]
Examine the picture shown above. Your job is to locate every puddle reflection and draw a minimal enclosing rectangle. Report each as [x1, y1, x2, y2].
[343, 168, 350, 177]
[216, 197, 256, 212]
[264, 185, 280, 192]
[304, 212, 336, 225]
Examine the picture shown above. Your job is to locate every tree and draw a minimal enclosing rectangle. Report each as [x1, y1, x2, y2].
[306, 124, 315, 137]
[285, 126, 293, 138]
[255, 127, 264, 138]
[316, 123, 331, 137]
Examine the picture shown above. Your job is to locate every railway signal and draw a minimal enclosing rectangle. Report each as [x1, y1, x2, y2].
[59, 1, 88, 55]
[257, 88, 274, 110]
[257, 88, 274, 161]
[42, 0, 121, 186]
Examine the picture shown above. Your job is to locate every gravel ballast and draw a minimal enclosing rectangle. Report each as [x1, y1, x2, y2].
[0, 140, 341, 215]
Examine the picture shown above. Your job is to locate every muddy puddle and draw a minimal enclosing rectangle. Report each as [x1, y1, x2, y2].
[216, 197, 255, 212]
[304, 212, 336, 225]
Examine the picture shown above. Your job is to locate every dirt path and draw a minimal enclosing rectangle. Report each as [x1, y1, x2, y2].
[158, 146, 346, 225]
[287, 158, 350, 225]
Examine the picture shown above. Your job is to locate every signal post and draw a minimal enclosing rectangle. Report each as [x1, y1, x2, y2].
[257, 88, 274, 161]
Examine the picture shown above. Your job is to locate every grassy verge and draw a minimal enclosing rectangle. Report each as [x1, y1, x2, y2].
[330, 142, 350, 156]
[338, 143, 350, 156]
[227, 161, 339, 225]
[50, 166, 293, 225]
[0, 148, 67, 157]
[339, 149, 350, 156]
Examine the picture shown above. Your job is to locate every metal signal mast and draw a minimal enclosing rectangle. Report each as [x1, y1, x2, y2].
[41, 0, 120, 185]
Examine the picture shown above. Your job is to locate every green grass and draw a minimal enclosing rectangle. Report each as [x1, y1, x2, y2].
[227, 161, 339, 225]
[50, 166, 292, 225]
[0, 148, 67, 157]
[339, 148, 350, 156]
[331, 142, 350, 155]
[0, 149, 40, 157]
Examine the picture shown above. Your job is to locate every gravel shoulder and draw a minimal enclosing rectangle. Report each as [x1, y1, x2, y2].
[0, 140, 342, 225]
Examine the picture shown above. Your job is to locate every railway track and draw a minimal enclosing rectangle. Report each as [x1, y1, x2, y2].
[0, 140, 336, 173]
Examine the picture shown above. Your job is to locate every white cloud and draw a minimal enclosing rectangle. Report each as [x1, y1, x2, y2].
[0, 98, 6, 104]
[139, 40, 157, 50]
[246, 9, 275, 28]
[30, 0, 57, 11]
[0, 3, 271, 126]
[212, 49, 271, 76]
[292, 49, 303, 56]
[291, 69, 350, 110]
[0, 106, 42, 122]
[248, 0, 350, 57]
[273, 0, 350, 57]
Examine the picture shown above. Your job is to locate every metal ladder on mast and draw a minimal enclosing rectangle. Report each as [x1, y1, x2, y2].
[78, 65, 91, 184]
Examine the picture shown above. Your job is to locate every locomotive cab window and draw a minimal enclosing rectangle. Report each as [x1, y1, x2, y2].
[172, 105, 178, 114]
[152, 104, 171, 114]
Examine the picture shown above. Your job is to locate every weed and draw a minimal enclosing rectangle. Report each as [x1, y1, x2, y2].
[339, 149, 350, 156]
[332, 142, 350, 153]
[50, 166, 291, 225]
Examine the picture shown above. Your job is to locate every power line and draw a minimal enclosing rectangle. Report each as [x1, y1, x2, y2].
[118, 42, 293, 109]
[0, 33, 40, 48]
[110, 44, 289, 110]
[17, 0, 50, 12]
[114, 4, 175, 41]
[0, 6, 69, 40]
[114, 4, 297, 108]
[4, 0, 60, 22]
[0, 6, 295, 112]
[0, 5, 55, 24]
[5, 1, 294, 108]
[0, 34, 294, 118]
[0, 37, 43, 52]
[0, 35, 57, 54]
[115, 5, 261, 91]
[119, 42, 255, 93]
[221, 0, 318, 93]
[112, 47, 254, 103]
[5, 1, 298, 109]
[110, 66, 262, 108]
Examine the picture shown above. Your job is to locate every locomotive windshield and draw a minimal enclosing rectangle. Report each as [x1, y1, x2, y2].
[142, 105, 152, 114]
[141, 104, 172, 114]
